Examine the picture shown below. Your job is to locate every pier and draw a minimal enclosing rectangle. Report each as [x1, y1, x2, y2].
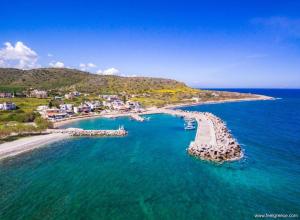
[130, 114, 145, 122]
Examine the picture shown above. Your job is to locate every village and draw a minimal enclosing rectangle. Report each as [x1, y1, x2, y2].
[0, 90, 144, 121]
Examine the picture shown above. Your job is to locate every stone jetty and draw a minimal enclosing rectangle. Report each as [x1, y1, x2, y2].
[48, 127, 127, 137]
[187, 112, 242, 162]
[147, 108, 243, 162]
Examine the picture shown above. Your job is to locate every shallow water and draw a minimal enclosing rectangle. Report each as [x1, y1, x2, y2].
[1, 89, 299, 219]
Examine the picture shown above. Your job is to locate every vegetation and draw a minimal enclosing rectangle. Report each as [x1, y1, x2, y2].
[0, 68, 192, 94]
[0, 67, 256, 107]
[0, 122, 39, 139]
[34, 117, 53, 129]
[0, 96, 53, 140]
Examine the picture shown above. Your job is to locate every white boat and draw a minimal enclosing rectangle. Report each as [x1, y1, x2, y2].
[184, 121, 196, 130]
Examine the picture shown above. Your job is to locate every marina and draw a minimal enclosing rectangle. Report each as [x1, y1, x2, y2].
[147, 108, 242, 162]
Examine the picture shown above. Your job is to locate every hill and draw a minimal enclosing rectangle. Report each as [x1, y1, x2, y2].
[0, 67, 260, 108]
[0, 68, 191, 94]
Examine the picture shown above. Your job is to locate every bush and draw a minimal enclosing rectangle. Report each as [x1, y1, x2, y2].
[34, 117, 53, 129]
[0, 111, 40, 123]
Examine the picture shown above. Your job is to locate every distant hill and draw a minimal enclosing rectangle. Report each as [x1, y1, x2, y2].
[0, 67, 260, 107]
[0, 68, 192, 94]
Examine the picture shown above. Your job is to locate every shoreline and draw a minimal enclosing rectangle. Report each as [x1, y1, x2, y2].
[54, 94, 274, 127]
[0, 94, 274, 161]
[163, 94, 274, 109]
[0, 133, 70, 161]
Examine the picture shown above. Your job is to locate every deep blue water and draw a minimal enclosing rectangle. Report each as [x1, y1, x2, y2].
[0, 89, 299, 219]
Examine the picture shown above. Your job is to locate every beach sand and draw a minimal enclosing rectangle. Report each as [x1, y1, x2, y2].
[0, 133, 70, 161]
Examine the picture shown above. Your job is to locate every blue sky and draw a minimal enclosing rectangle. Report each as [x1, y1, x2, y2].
[0, 0, 300, 88]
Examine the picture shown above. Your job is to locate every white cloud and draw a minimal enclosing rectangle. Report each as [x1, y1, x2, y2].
[97, 67, 120, 75]
[79, 63, 86, 70]
[49, 61, 65, 68]
[79, 62, 96, 71]
[0, 41, 39, 69]
[87, 63, 96, 68]
[47, 53, 53, 57]
[96, 69, 103, 74]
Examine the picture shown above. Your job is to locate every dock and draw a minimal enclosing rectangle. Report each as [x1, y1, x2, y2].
[130, 114, 145, 122]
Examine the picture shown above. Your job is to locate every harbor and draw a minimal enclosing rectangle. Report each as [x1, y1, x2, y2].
[50, 107, 240, 162]
[141, 108, 243, 162]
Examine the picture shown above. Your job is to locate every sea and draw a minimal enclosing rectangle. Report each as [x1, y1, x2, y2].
[0, 89, 299, 220]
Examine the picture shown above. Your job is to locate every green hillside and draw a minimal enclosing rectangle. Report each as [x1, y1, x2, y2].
[0, 68, 193, 94]
[0, 67, 258, 107]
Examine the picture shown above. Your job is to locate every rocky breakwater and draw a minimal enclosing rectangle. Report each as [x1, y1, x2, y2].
[48, 127, 128, 137]
[188, 112, 243, 162]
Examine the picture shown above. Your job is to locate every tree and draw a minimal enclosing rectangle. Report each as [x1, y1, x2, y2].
[34, 117, 53, 129]
[122, 95, 127, 103]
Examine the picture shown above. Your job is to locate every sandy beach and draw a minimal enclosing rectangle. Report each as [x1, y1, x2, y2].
[0, 133, 70, 161]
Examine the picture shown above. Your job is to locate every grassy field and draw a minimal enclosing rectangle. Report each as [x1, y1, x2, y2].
[0, 98, 53, 139]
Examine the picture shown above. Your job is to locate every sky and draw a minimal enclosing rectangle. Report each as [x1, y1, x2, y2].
[0, 0, 300, 88]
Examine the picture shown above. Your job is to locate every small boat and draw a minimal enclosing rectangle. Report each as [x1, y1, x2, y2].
[184, 117, 195, 123]
[144, 116, 151, 121]
[184, 121, 196, 130]
[118, 125, 125, 130]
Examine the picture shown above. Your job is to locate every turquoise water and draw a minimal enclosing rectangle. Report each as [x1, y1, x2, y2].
[1, 89, 300, 219]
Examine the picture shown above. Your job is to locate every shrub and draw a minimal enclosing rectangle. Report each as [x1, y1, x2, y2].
[34, 117, 53, 129]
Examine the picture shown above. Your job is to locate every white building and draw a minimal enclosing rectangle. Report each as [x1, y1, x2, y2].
[100, 95, 119, 102]
[30, 90, 48, 98]
[59, 104, 73, 112]
[37, 105, 49, 111]
[112, 100, 127, 111]
[0, 102, 16, 110]
[85, 101, 102, 110]
[73, 106, 81, 114]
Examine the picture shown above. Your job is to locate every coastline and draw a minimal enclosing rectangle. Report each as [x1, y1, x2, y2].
[54, 94, 274, 127]
[0, 94, 274, 161]
[163, 94, 274, 109]
[0, 133, 70, 161]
